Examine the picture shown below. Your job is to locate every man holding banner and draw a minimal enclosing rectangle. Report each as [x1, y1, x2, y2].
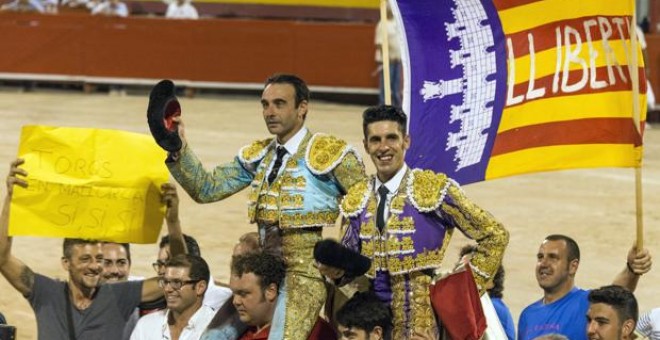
[0, 159, 166, 340]
[153, 74, 366, 339]
[318, 105, 509, 339]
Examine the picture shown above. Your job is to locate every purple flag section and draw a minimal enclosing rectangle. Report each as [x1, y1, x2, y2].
[394, 0, 508, 184]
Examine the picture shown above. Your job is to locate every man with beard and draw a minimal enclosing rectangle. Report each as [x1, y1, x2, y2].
[0, 159, 164, 340]
[518, 234, 651, 340]
[102, 242, 132, 284]
[130, 254, 215, 340]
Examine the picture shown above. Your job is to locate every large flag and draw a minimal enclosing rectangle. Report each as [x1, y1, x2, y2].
[394, 0, 647, 184]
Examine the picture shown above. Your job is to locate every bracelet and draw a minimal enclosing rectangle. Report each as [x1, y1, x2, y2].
[626, 261, 638, 275]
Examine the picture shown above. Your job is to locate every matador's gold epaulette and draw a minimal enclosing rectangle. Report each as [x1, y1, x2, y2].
[306, 133, 358, 175]
[339, 179, 371, 218]
[407, 169, 456, 212]
[238, 138, 274, 164]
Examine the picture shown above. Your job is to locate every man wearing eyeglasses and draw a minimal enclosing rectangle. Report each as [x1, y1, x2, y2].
[131, 254, 215, 340]
[143, 184, 230, 315]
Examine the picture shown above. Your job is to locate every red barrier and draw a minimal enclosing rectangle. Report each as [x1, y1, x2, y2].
[0, 13, 379, 91]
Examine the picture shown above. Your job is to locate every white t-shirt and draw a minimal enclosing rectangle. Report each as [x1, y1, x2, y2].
[130, 305, 216, 340]
[166, 2, 199, 19]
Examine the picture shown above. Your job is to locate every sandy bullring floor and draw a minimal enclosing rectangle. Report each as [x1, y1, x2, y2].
[0, 90, 658, 338]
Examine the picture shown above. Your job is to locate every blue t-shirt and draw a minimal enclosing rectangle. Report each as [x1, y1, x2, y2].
[517, 287, 590, 340]
[491, 297, 515, 340]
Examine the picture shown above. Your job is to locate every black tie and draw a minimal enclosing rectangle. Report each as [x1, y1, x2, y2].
[376, 185, 389, 232]
[267, 146, 287, 185]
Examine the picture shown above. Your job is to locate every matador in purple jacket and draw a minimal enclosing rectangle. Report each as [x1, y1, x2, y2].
[319, 105, 509, 339]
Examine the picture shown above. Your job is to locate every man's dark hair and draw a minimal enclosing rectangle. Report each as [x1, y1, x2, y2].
[166, 254, 211, 291]
[160, 234, 201, 257]
[362, 105, 407, 138]
[544, 234, 580, 262]
[588, 285, 638, 327]
[231, 252, 285, 292]
[62, 238, 101, 259]
[264, 73, 310, 108]
[103, 242, 131, 264]
[459, 244, 505, 298]
[336, 292, 393, 340]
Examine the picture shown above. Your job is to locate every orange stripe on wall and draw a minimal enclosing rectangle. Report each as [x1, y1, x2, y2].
[506, 66, 647, 109]
[506, 15, 632, 56]
[491, 118, 642, 156]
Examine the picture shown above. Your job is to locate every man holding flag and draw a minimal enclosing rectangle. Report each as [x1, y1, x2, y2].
[518, 234, 651, 340]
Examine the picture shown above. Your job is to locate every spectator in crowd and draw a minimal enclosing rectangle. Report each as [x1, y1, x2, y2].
[518, 235, 651, 340]
[0, 0, 44, 13]
[165, 0, 198, 20]
[41, 0, 56, 13]
[336, 292, 393, 340]
[102, 242, 131, 284]
[587, 285, 638, 340]
[154, 233, 232, 311]
[199, 232, 260, 340]
[0, 158, 163, 340]
[131, 254, 215, 340]
[232, 232, 259, 257]
[532, 335, 569, 340]
[145, 184, 231, 313]
[60, 0, 88, 9]
[636, 307, 660, 339]
[91, 0, 128, 17]
[229, 252, 335, 340]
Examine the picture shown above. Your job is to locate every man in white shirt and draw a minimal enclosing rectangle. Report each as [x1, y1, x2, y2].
[91, 0, 128, 17]
[131, 254, 215, 340]
[165, 0, 198, 20]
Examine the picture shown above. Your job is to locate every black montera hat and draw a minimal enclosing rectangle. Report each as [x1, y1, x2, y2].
[314, 239, 371, 278]
[147, 80, 182, 152]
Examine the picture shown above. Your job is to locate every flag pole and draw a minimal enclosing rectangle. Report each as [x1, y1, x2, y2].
[629, 3, 643, 250]
[380, 0, 391, 105]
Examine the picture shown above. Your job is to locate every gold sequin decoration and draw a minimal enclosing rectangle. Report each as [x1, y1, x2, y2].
[307, 134, 349, 173]
[411, 170, 448, 210]
[240, 138, 273, 162]
[390, 273, 437, 339]
[340, 180, 370, 216]
[279, 228, 326, 340]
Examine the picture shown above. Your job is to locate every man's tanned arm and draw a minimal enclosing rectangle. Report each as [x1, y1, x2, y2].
[0, 159, 35, 297]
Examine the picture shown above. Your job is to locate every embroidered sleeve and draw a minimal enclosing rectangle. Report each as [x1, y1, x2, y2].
[332, 151, 367, 195]
[167, 144, 254, 203]
[438, 181, 509, 294]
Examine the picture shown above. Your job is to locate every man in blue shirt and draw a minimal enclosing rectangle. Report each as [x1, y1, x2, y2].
[518, 234, 651, 340]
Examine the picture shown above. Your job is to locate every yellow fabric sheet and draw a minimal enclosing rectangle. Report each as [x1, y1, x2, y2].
[10, 126, 168, 244]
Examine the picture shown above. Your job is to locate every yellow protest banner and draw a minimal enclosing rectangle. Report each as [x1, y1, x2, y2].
[10, 126, 169, 244]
